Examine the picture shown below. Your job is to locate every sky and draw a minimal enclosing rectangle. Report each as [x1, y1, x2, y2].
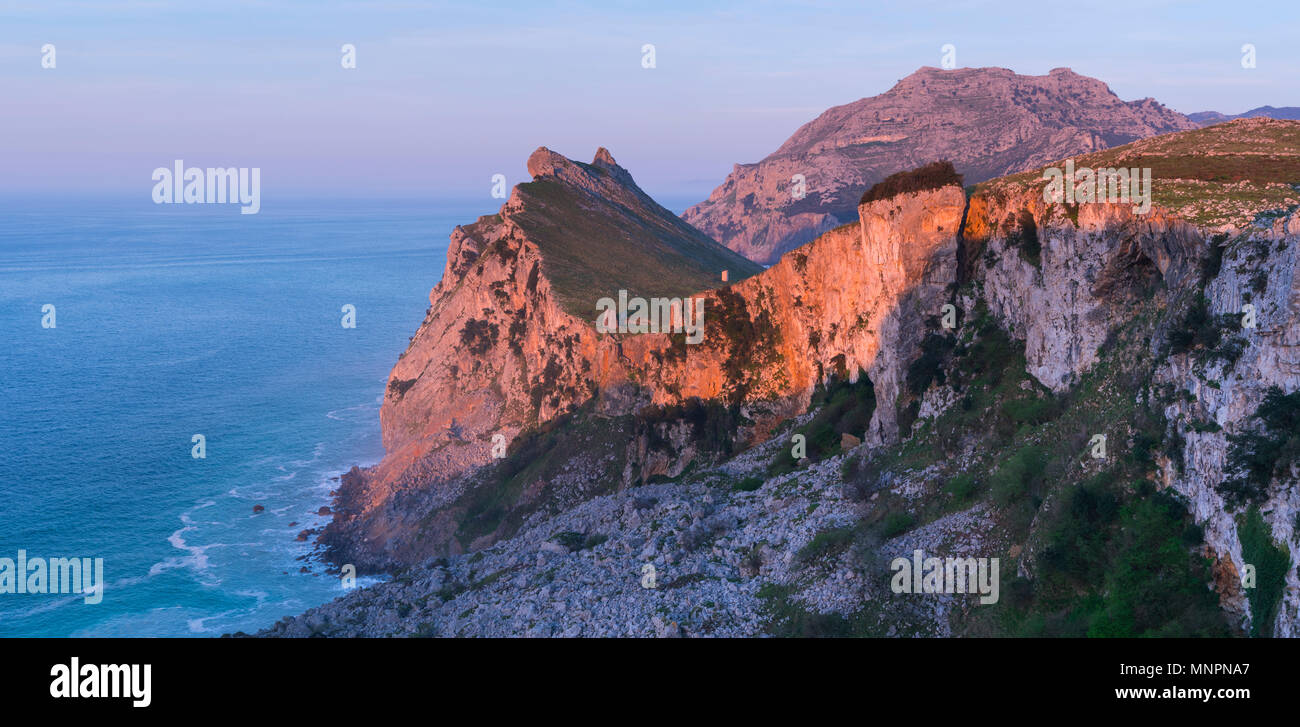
[1, 0, 1297, 203]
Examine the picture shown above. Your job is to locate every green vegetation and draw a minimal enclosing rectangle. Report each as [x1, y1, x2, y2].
[944, 473, 979, 503]
[1237, 507, 1290, 637]
[755, 583, 853, 637]
[860, 160, 963, 205]
[387, 377, 417, 399]
[553, 531, 608, 552]
[1165, 296, 1247, 366]
[984, 119, 1300, 228]
[443, 396, 752, 552]
[990, 444, 1049, 505]
[797, 525, 858, 563]
[768, 375, 876, 476]
[1006, 478, 1228, 637]
[832, 288, 1233, 637]
[905, 331, 956, 396]
[640, 398, 747, 459]
[880, 511, 916, 538]
[459, 318, 499, 356]
[510, 176, 762, 319]
[1222, 387, 1300, 509]
[711, 287, 784, 403]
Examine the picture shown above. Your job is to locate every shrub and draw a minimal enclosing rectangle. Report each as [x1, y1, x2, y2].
[551, 531, 608, 552]
[797, 526, 857, 562]
[459, 318, 499, 355]
[906, 332, 955, 395]
[944, 473, 978, 502]
[767, 376, 876, 476]
[733, 475, 764, 492]
[881, 511, 916, 538]
[1166, 296, 1245, 365]
[1019, 476, 1228, 637]
[1001, 396, 1057, 427]
[757, 583, 853, 637]
[991, 444, 1049, 505]
[860, 161, 963, 205]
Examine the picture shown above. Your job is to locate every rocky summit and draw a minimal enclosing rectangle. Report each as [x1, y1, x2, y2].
[260, 118, 1300, 639]
[683, 66, 1197, 265]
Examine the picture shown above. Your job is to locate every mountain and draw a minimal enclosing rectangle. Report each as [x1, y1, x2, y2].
[683, 66, 1197, 264]
[265, 119, 1300, 639]
[1189, 106, 1300, 127]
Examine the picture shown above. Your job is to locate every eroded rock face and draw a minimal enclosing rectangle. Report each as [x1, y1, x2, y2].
[966, 182, 1300, 635]
[1154, 211, 1300, 635]
[968, 189, 1203, 392]
[330, 147, 968, 566]
[684, 66, 1196, 264]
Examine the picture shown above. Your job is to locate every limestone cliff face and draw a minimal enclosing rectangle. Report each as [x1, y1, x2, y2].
[963, 175, 1300, 636]
[332, 147, 967, 565]
[640, 184, 965, 446]
[1153, 212, 1300, 635]
[375, 165, 964, 470]
[965, 188, 1203, 392]
[685, 66, 1196, 264]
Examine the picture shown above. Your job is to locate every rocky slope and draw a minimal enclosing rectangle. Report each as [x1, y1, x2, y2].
[267, 120, 1300, 638]
[683, 66, 1197, 264]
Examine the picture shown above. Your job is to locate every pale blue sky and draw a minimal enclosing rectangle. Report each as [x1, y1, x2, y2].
[2, 0, 1296, 201]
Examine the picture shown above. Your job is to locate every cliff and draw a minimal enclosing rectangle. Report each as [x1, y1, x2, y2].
[284, 119, 1300, 639]
[684, 66, 1196, 264]
[327, 144, 968, 570]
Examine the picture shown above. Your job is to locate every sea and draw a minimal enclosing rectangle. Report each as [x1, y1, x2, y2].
[0, 195, 485, 637]
[0, 191, 702, 637]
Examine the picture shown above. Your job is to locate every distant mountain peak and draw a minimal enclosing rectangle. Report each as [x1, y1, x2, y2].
[684, 66, 1197, 264]
[1188, 106, 1300, 127]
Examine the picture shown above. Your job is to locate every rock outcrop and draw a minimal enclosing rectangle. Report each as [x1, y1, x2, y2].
[684, 66, 1197, 264]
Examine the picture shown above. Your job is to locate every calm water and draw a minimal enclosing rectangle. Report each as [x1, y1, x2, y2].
[0, 196, 485, 636]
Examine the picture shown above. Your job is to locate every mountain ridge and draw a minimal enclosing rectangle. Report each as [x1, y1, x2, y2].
[684, 65, 1197, 264]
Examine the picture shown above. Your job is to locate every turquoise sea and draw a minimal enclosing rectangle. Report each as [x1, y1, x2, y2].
[0, 196, 483, 636]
